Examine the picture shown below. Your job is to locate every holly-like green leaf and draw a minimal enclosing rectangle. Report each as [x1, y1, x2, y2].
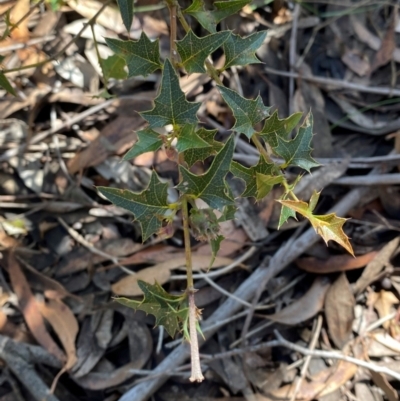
[278, 191, 354, 256]
[184, 0, 251, 33]
[256, 173, 285, 199]
[123, 128, 163, 161]
[218, 86, 270, 138]
[274, 112, 320, 172]
[230, 156, 278, 199]
[177, 136, 235, 210]
[117, 0, 134, 32]
[176, 30, 230, 73]
[223, 31, 267, 70]
[105, 33, 161, 78]
[97, 171, 171, 241]
[141, 59, 201, 128]
[278, 204, 297, 229]
[259, 110, 303, 147]
[101, 54, 127, 81]
[182, 128, 223, 167]
[210, 235, 224, 268]
[115, 280, 188, 337]
[176, 124, 210, 153]
[0, 72, 16, 96]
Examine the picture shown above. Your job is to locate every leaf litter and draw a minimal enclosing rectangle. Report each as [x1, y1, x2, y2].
[1, 0, 400, 400]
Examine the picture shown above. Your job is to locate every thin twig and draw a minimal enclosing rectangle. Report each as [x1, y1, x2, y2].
[288, 3, 300, 115]
[273, 330, 400, 381]
[199, 330, 400, 383]
[290, 315, 323, 401]
[264, 66, 400, 97]
[169, 246, 256, 280]
[57, 217, 134, 275]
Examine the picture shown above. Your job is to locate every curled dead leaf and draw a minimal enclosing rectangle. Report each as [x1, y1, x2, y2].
[325, 273, 355, 349]
[296, 251, 377, 274]
[265, 277, 330, 325]
[111, 255, 232, 296]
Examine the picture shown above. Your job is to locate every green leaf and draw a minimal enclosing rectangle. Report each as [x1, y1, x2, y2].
[274, 112, 320, 172]
[279, 191, 354, 256]
[115, 280, 188, 337]
[176, 30, 230, 74]
[223, 31, 267, 70]
[218, 86, 270, 138]
[210, 235, 224, 268]
[184, 0, 251, 33]
[101, 54, 127, 81]
[182, 128, 223, 167]
[176, 124, 210, 153]
[141, 59, 201, 128]
[123, 128, 163, 161]
[97, 171, 171, 241]
[177, 136, 235, 210]
[256, 173, 285, 199]
[278, 203, 297, 229]
[117, 0, 134, 32]
[259, 110, 303, 147]
[105, 33, 161, 78]
[0, 71, 16, 96]
[230, 156, 277, 199]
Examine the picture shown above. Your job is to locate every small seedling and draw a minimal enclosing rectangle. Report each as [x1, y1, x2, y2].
[92, 0, 354, 383]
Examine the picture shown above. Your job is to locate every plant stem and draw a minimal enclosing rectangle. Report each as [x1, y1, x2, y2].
[181, 196, 204, 382]
[252, 134, 273, 163]
[166, 0, 178, 64]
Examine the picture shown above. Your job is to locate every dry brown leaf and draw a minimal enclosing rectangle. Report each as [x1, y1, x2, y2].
[67, 0, 125, 33]
[354, 237, 400, 295]
[6, 252, 65, 361]
[325, 273, 355, 349]
[296, 251, 377, 274]
[38, 298, 78, 371]
[341, 48, 370, 77]
[368, 290, 399, 329]
[0, 310, 28, 342]
[67, 116, 142, 174]
[267, 359, 358, 400]
[196, 220, 248, 257]
[264, 277, 330, 325]
[118, 244, 178, 265]
[370, 12, 396, 74]
[351, 15, 400, 63]
[112, 255, 233, 296]
[371, 332, 400, 355]
[370, 370, 399, 401]
[9, 0, 29, 41]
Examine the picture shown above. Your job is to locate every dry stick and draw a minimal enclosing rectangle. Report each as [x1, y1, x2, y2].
[334, 173, 400, 186]
[200, 331, 400, 382]
[288, 3, 300, 115]
[57, 217, 134, 276]
[233, 152, 400, 169]
[0, 335, 61, 401]
[0, 93, 152, 163]
[290, 315, 323, 401]
[0, 35, 56, 54]
[119, 168, 381, 401]
[264, 66, 400, 97]
[181, 196, 204, 382]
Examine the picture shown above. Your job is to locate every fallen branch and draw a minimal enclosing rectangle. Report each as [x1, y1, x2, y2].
[0, 334, 61, 401]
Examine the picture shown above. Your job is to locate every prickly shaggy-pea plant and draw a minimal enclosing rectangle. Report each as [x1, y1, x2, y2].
[96, 0, 355, 383]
